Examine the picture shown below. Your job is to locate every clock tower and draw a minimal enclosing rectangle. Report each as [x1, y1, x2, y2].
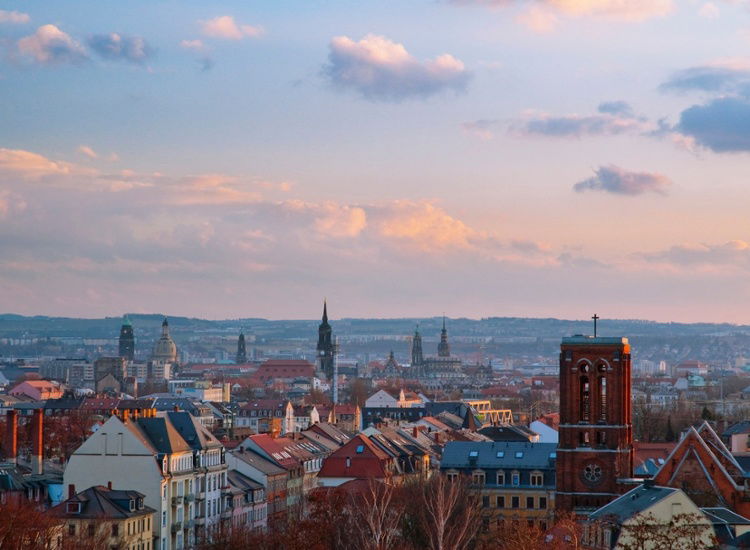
[555, 335, 634, 514]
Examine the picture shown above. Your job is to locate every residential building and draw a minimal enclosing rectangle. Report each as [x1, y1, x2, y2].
[586, 483, 714, 549]
[63, 410, 228, 550]
[235, 399, 294, 435]
[52, 485, 155, 550]
[317, 433, 396, 487]
[441, 441, 557, 531]
[9, 380, 63, 401]
[226, 447, 287, 524]
[225, 470, 267, 532]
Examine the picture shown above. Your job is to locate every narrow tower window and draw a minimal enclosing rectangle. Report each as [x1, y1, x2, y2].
[598, 377, 607, 422]
[580, 376, 590, 422]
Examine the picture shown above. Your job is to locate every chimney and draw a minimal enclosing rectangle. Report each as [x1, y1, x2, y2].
[68, 484, 76, 499]
[31, 408, 43, 475]
[4, 410, 17, 464]
[413, 426, 419, 438]
[107, 481, 112, 490]
[173, 405, 179, 412]
[122, 409, 130, 422]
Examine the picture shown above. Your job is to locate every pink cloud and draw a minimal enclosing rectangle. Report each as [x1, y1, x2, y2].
[200, 16, 263, 40]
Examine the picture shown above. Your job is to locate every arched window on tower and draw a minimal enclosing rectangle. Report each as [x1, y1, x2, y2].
[580, 376, 590, 422]
[598, 376, 607, 422]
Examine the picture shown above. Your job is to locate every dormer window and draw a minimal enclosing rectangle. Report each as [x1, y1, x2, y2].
[129, 499, 135, 512]
[66, 502, 81, 514]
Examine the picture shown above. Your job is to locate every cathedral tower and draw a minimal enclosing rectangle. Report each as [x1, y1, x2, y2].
[411, 326, 424, 368]
[317, 301, 334, 379]
[555, 335, 634, 514]
[118, 316, 135, 361]
[437, 316, 451, 357]
[236, 331, 247, 364]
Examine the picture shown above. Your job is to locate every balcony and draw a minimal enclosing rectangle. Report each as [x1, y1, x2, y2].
[185, 494, 195, 503]
[195, 490, 205, 501]
[186, 519, 195, 529]
[220, 509, 232, 520]
[195, 517, 206, 526]
[171, 521, 183, 533]
[172, 496, 184, 506]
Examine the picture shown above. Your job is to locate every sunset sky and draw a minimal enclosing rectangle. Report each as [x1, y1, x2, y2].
[2, 1, 750, 322]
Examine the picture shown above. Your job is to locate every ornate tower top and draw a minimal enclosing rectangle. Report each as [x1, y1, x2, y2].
[118, 316, 135, 361]
[153, 317, 177, 362]
[317, 301, 334, 379]
[437, 316, 451, 357]
[236, 331, 247, 364]
[411, 325, 424, 367]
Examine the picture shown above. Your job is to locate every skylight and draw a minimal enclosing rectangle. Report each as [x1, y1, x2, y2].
[496, 451, 504, 458]
[515, 451, 523, 458]
[469, 450, 479, 458]
[356, 445, 364, 454]
[549, 452, 557, 459]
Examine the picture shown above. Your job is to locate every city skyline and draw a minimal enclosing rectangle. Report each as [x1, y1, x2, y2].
[2, 1, 750, 322]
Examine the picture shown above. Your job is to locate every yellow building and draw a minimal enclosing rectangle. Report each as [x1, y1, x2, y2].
[52, 485, 155, 550]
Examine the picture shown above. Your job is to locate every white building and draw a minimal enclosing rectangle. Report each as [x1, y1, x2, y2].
[64, 410, 228, 550]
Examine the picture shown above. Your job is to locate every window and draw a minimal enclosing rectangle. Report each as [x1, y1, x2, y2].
[526, 497, 534, 509]
[482, 496, 489, 508]
[496, 451, 504, 458]
[597, 431, 607, 445]
[497, 471, 505, 485]
[511, 472, 520, 486]
[447, 472, 458, 481]
[88, 524, 95, 537]
[580, 376, 590, 422]
[511, 496, 519, 509]
[472, 471, 485, 485]
[112, 524, 119, 537]
[355, 445, 364, 454]
[514, 451, 523, 459]
[598, 376, 607, 422]
[580, 431, 590, 445]
[530, 473, 543, 486]
[539, 497, 547, 509]
[69, 524, 76, 536]
[468, 450, 479, 458]
[496, 496, 505, 508]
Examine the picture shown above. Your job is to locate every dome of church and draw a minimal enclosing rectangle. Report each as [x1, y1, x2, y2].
[152, 318, 177, 362]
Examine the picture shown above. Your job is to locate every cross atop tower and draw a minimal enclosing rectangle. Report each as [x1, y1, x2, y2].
[592, 313, 599, 337]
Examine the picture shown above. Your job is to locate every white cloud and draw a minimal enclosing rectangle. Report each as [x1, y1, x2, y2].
[77, 145, 98, 159]
[323, 34, 470, 101]
[180, 39, 207, 51]
[200, 16, 263, 40]
[0, 10, 30, 24]
[698, 2, 720, 18]
[17, 24, 87, 65]
[516, 6, 559, 32]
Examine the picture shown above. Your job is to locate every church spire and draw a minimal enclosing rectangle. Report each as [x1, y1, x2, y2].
[236, 331, 247, 364]
[317, 301, 334, 379]
[438, 316, 451, 357]
[411, 324, 424, 368]
[322, 299, 328, 325]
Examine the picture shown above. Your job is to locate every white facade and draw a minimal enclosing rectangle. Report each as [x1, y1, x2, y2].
[64, 413, 228, 550]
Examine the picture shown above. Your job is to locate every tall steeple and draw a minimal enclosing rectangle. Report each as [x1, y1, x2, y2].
[152, 317, 177, 363]
[118, 316, 135, 361]
[411, 325, 424, 367]
[438, 316, 451, 357]
[236, 331, 247, 364]
[317, 300, 334, 379]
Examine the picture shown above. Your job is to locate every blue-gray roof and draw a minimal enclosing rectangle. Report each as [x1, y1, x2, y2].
[723, 421, 750, 437]
[701, 507, 750, 526]
[440, 441, 557, 469]
[588, 484, 677, 523]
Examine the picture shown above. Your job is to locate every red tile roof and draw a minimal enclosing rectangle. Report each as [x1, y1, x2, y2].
[318, 434, 391, 480]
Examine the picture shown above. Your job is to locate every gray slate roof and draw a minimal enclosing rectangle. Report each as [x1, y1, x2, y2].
[440, 441, 556, 469]
[588, 484, 678, 523]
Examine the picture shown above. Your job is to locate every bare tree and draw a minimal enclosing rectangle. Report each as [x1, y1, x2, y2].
[350, 480, 403, 550]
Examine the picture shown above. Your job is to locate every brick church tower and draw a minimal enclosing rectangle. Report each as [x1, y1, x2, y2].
[555, 335, 634, 514]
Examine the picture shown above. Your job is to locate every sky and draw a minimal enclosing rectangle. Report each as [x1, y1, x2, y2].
[2, 1, 750, 323]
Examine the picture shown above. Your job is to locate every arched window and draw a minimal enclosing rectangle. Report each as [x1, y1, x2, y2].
[598, 376, 607, 422]
[580, 376, 590, 422]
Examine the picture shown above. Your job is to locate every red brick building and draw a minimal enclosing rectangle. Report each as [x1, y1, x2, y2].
[556, 336, 634, 514]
